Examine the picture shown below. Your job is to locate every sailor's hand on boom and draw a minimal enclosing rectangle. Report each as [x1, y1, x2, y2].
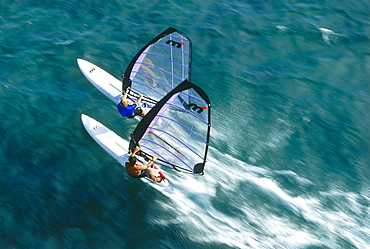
[121, 86, 131, 102]
[129, 146, 141, 158]
[133, 146, 140, 153]
[136, 93, 144, 105]
[148, 156, 157, 168]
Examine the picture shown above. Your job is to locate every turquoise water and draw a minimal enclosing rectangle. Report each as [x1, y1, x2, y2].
[1, 1, 369, 248]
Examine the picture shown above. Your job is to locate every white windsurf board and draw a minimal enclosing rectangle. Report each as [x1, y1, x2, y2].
[81, 114, 170, 189]
[77, 59, 151, 117]
[77, 58, 122, 103]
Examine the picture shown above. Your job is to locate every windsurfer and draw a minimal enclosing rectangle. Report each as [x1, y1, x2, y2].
[117, 87, 146, 118]
[125, 146, 162, 182]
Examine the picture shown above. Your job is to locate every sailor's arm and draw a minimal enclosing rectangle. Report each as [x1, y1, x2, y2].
[137, 156, 157, 169]
[136, 94, 143, 105]
[121, 87, 130, 101]
[148, 156, 157, 167]
[130, 146, 140, 157]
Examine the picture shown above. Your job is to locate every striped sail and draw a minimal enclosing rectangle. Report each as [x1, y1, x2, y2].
[122, 27, 192, 107]
[129, 80, 211, 175]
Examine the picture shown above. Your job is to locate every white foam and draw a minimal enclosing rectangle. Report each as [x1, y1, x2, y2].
[156, 143, 369, 248]
[276, 25, 288, 31]
[319, 27, 344, 44]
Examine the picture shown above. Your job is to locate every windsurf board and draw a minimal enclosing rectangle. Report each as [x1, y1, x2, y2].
[81, 114, 170, 189]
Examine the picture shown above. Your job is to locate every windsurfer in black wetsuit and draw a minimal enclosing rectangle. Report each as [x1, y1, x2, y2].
[125, 146, 161, 182]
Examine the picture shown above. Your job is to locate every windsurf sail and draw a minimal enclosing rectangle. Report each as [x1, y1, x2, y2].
[122, 27, 192, 107]
[129, 80, 211, 175]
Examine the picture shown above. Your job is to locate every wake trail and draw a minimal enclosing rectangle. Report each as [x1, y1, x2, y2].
[158, 146, 369, 248]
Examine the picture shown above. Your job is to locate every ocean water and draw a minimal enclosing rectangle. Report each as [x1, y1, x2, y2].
[1, 0, 369, 248]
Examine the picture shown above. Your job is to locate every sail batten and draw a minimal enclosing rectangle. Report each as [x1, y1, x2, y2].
[140, 139, 193, 171]
[148, 127, 206, 160]
[154, 115, 208, 143]
[143, 52, 191, 70]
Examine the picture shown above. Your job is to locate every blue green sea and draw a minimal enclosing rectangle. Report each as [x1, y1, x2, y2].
[1, 0, 369, 248]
